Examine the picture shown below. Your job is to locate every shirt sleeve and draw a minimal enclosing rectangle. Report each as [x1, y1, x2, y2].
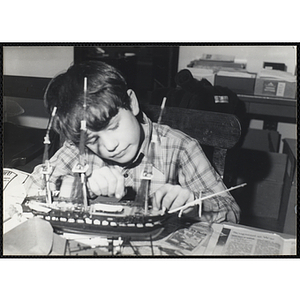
[177, 138, 240, 223]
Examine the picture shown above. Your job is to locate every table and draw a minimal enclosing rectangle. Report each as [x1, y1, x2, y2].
[237, 94, 297, 130]
[3, 216, 296, 256]
[3, 169, 297, 257]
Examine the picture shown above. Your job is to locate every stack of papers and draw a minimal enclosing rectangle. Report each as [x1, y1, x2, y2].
[257, 69, 296, 82]
[217, 69, 257, 78]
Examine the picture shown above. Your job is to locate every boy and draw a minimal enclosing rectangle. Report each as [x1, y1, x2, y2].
[25, 61, 240, 223]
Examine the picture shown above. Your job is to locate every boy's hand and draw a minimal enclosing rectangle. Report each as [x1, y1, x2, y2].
[152, 184, 194, 213]
[87, 166, 125, 199]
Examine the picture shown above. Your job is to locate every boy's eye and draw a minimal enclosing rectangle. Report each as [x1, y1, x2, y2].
[87, 136, 99, 145]
[108, 122, 119, 131]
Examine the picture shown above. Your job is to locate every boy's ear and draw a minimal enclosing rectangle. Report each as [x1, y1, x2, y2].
[127, 89, 140, 116]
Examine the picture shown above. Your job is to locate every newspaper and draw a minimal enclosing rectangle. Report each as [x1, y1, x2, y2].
[96, 221, 296, 256]
[114, 222, 214, 256]
[3, 168, 29, 191]
[205, 223, 296, 256]
[3, 168, 30, 233]
[151, 222, 214, 255]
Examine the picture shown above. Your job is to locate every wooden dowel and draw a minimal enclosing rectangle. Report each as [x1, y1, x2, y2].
[168, 183, 247, 214]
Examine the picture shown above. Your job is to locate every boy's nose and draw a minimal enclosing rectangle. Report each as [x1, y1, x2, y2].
[101, 134, 119, 152]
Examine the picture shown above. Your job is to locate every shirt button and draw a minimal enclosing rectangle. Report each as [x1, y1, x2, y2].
[123, 173, 128, 178]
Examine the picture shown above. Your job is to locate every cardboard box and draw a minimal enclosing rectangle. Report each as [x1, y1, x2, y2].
[254, 77, 296, 99]
[242, 128, 281, 153]
[237, 150, 287, 183]
[235, 149, 288, 220]
[251, 181, 284, 218]
[280, 138, 297, 235]
[215, 73, 256, 95]
[282, 183, 296, 235]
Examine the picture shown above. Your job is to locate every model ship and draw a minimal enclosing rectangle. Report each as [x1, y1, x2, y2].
[22, 195, 169, 240]
[21, 78, 246, 241]
[22, 79, 169, 240]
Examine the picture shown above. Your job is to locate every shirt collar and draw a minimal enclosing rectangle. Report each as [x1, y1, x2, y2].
[124, 112, 154, 169]
[140, 112, 153, 156]
[133, 112, 164, 172]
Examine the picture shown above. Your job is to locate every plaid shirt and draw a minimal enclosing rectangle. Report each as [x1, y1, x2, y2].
[26, 113, 240, 223]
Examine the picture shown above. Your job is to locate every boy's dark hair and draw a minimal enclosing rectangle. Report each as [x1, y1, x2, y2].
[44, 61, 131, 144]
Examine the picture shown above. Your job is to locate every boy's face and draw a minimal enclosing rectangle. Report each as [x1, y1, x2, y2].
[86, 108, 142, 165]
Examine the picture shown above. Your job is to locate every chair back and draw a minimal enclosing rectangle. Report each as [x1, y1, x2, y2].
[143, 104, 241, 177]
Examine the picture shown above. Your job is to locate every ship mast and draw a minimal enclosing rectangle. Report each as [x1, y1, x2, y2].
[42, 106, 57, 205]
[72, 77, 89, 210]
[134, 97, 166, 214]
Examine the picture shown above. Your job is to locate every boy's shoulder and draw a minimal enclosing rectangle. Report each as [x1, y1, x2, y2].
[51, 140, 80, 160]
[154, 122, 198, 146]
